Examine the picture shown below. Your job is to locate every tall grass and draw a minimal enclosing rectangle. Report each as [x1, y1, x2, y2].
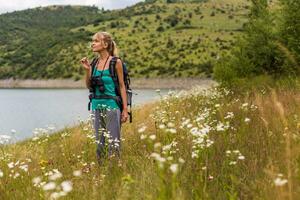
[0, 81, 300, 199]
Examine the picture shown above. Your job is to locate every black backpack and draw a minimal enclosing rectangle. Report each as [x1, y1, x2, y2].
[88, 56, 133, 123]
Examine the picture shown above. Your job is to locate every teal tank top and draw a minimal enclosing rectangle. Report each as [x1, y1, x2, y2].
[91, 68, 120, 111]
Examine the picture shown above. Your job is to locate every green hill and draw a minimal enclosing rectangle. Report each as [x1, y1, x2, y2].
[0, 0, 250, 80]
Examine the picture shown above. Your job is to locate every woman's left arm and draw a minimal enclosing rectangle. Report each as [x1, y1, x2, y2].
[115, 59, 128, 123]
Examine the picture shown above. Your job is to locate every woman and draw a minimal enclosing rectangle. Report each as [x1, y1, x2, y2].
[80, 32, 128, 164]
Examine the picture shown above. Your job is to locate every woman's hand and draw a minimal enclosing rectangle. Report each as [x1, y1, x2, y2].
[121, 109, 129, 123]
[80, 57, 91, 71]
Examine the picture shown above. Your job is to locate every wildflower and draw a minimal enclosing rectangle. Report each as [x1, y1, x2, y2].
[238, 155, 245, 160]
[149, 134, 156, 140]
[140, 134, 147, 140]
[150, 153, 166, 163]
[244, 118, 251, 123]
[154, 142, 161, 149]
[0, 135, 11, 144]
[0, 169, 3, 178]
[7, 162, 14, 168]
[158, 124, 166, 129]
[241, 103, 249, 108]
[168, 128, 177, 134]
[274, 177, 288, 186]
[73, 170, 82, 177]
[61, 181, 73, 193]
[178, 158, 185, 163]
[167, 122, 175, 128]
[208, 175, 214, 180]
[167, 156, 173, 161]
[224, 112, 234, 119]
[216, 122, 225, 131]
[19, 164, 28, 172]
[49, 171, 62, 181]
[233, 150, 240, 154]
[187, 124, 193, 128]
[32, 176, 42, 186]
[43, 182, 56, 191]
[192, 152, 198, 158]
[50, 192, 61, 199]
[13, 172, 20, 179]
[138, 126, 147, 133]
[226, 150, 231, 155]
[229, 161, 237, 165]
[169, 164, 178, 174]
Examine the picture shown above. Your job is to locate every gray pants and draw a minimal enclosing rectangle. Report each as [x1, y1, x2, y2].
[91, 109, 121, 160]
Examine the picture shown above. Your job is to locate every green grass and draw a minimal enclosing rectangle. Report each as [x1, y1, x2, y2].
[1, 79, 300, 199]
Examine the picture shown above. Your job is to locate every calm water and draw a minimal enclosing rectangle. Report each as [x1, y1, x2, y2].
[0, 88, 171, 142]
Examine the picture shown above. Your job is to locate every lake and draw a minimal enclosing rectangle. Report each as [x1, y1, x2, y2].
[0, 88, 171, 142]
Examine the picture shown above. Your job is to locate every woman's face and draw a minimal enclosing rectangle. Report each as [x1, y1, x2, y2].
[91, 34, 108, 52]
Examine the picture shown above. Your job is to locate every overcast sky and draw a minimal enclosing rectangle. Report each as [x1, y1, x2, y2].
[0, 0, 143, 14]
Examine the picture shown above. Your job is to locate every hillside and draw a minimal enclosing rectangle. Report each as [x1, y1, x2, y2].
[0, 0, 250, 80]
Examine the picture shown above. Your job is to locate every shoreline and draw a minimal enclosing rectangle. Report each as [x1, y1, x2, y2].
[0, 78, 217, 89]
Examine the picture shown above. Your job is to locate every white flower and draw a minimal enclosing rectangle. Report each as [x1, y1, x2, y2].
[244, 118, 251, 123]
[0, 135, 11, 144]
[229, 161, 237, 165]
[187, 124, 193, 128]
[167, 156, 173, 161]
[73, 170, 82, 177]
[0, 169, 3, 178]
[274, 177, 288, 186]
[158, 124, 166, 129]
[241, 103, 249, 108]
[61, 181, 73, 193]
[13, 172, 20, 179]
[19, 164, 28, 172]
[138, 126, 147, 133]
[192, 152, 198, 158]
[178, 158, 185, 163]
[7, 162, 14, 168]
[168, 128, 177, 134]
[169, 164, 178, 174]
[140, 134, 147, 140]
[238, 155, 245, 160]
[32, 176, 42, 186]
[43, 182, 56, 191]
[154, 142, 161, 149]
[150, 153, 166, 163]
[49, 171, 62, 181]
[50, 192, 61, 199]
[149, 134, 156, 140]
[167, 122, 175, 128]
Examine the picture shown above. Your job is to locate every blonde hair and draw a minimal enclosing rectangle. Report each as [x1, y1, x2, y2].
[93, 31, 118, 56]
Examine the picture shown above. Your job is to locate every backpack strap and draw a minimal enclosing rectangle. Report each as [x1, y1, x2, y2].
[90, 57, 98, 77]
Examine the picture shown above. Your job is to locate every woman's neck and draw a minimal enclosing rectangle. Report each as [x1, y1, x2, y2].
[98, 51, 110, 60]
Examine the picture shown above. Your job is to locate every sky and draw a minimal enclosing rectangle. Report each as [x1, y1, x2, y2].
[0, 0, 143, 14]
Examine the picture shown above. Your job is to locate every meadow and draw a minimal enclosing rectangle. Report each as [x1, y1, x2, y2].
[1, 78, 299, 199]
